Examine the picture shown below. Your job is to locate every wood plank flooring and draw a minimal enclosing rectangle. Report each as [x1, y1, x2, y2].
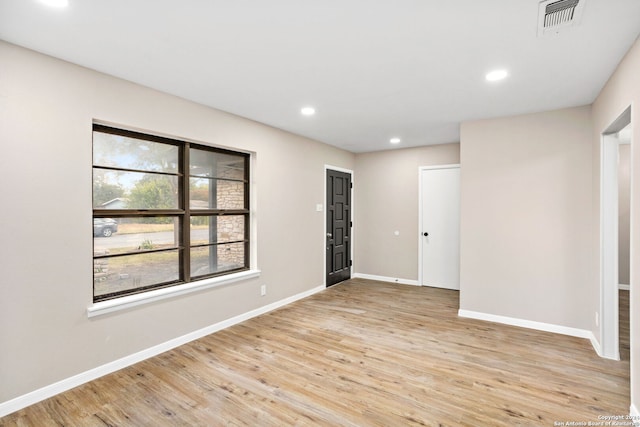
[1, 279, 630, 426]
[620, 289, 630, 361]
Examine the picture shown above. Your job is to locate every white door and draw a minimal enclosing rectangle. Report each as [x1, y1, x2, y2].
[420, 166, 460, 290]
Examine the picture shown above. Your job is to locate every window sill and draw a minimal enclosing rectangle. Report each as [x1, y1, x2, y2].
[87, 269, 261, 318]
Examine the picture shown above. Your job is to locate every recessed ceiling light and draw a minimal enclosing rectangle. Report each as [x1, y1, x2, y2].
[390, 137, 401, 144]
[301, 107, 316, 116]
[486, 69, 508, 82]
[39, 0, 69, 7]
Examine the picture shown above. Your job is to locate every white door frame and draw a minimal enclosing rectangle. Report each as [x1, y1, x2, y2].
[601, 132, 621, 360]
[600, 106, 631, 360]
[418, 164, 460, 287]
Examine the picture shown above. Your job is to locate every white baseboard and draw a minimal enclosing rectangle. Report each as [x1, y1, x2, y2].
[458, 309, 601, 355]
[0, 284, 326, 418]
[589, 334, 604, 358]
[352, 273, 419, 286]
[620, 284, 631, 290]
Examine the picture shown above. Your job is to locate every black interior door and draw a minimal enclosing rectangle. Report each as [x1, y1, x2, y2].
[326, 169, 352, 287]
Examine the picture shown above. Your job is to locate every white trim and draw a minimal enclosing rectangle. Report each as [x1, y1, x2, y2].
[600, 108, 633, 360]
[590, 333, 604, 358]
[324, 165, 355, 286]
[418, 164, 461, 288]
[620, 284, 631, 291]
[1, 284, 325, 418]
[631, 105, 636, 410]
[353, 272, 419, 286]
[88, 269, 261, 317]
[418, 163, 461, 171]
[324, 164, 355, 175]
[631, 404, 640, 426]
[458, 309, 604, 357]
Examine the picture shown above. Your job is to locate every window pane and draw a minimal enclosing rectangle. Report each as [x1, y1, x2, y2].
[94, 168, 179, 209]
[190, 216, 245, 245]
[93, 131, 179, 173]
[190, 243, 245, 277]
[189, 178, 244, 210]
[92, 125, 252, 301]
[93, 250, 180, 298]
[94, 217, 179, 254]
[190, 148, 245, 180]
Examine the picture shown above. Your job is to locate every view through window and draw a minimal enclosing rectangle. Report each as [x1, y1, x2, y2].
[92, 125, 249, 302]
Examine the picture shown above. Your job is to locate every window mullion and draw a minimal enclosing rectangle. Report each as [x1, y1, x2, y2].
[93, 209, 184, 217]
[182, 142, 191, 281]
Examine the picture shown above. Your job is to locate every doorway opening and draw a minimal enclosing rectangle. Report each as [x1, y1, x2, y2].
[600, 106, 631, 361]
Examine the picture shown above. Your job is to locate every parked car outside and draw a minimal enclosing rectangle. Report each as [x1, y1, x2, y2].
[93, 218, 118, 237]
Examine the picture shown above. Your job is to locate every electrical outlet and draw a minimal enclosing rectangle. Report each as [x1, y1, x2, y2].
[260, 284, 266, 296]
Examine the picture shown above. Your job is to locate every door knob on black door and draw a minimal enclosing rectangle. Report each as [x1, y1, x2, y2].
[423, 232, 429, 237]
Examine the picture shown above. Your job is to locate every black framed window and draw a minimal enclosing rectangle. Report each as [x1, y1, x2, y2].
[92, 124, 249, 302]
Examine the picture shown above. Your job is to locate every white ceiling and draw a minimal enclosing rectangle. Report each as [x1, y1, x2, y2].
[1, 0, 639, 153]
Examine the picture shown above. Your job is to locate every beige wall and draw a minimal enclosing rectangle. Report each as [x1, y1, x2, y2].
[354, 144, 460, 281]
[4, 31, 640, 414]
[619, 143, 631, 286]
[0, 41, 354, 403]
[459, 106, 594, 329]
[592, 37, 640, 413]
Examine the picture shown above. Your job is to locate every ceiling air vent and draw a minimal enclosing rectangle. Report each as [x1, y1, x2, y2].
[538, 0, 585, 37]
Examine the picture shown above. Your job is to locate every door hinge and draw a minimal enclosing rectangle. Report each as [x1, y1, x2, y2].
[350, 221, 353, 227]
[350, 182, 353, 189]
[349, 260, 353, 267]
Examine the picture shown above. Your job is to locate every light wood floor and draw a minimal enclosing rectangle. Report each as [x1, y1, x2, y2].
[1, 279, 630, 426]
[620, 289, 630, 361]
